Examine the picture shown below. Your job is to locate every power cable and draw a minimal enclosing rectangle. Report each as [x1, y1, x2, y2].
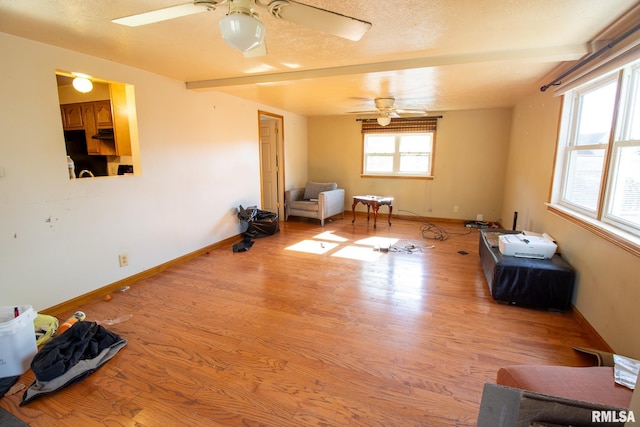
[398, 210, 471, 241]
[389, 240, 435, 254]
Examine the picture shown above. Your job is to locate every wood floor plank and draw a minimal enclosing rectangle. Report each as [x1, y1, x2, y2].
[1, 218, 604, 426]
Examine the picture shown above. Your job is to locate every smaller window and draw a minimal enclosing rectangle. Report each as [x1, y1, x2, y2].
[573, 80, 617, 146]
[364, 135, 395, 173]
[363, 132, 434, 177]
[624, 65, 640, 140]
[399, 134, 433, 174]
[558, 76, 618, 216]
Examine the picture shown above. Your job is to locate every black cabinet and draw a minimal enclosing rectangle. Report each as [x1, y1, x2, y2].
[479, 229, 575, 311]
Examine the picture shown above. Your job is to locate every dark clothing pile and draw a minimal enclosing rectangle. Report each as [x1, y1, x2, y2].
[21, 321, 127, 405]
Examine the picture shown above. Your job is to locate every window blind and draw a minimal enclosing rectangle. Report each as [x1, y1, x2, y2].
[360, 117, 439, 134]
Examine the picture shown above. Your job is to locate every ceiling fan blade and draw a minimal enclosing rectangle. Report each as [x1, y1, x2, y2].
[396, 108, 429, 115]
[396, 112, 429, 118]
[243, 39, 268, 58]
[112, 2, 216, 27]
[347, 110, 378, 114]
[268, 1, 372, 41]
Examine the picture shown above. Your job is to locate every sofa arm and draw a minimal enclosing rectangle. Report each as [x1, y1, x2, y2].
[497, 365, 632, 409]
[318, 189, 345, 216]
[477, 383, 629, 426]
[285, 188, 304, 204]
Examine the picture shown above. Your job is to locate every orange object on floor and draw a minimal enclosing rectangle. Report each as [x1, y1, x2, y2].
[56, 311, 86, 335]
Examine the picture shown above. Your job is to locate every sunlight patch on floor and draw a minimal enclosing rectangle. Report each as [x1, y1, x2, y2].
[355, 237, 399, 247]
[285, 231, 407, 261]
[331, 245, 383, 261]
[313, 231, 349, 242]
[392, 290, 424, 304]
[285, 240, 339, 254]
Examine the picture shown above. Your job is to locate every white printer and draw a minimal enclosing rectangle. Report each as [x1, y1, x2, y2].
[498, 232, 557, 259]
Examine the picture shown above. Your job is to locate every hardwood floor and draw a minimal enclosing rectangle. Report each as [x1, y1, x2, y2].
[2, 218, 604, 426]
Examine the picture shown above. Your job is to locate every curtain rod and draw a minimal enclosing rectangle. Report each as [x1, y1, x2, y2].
[540, 23, 640, 92]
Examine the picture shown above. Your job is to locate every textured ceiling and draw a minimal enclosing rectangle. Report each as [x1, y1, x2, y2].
[0, 0, 637, 116]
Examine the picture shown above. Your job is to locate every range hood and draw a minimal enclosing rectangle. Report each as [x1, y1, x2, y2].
[91, 128, 114, 140]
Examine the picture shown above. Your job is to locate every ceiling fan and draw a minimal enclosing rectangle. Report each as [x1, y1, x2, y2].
[349, 97, 429, 126]
[112, 0, 372, 58]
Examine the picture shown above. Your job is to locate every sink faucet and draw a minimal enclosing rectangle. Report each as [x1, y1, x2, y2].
[79, 170, 95, 178]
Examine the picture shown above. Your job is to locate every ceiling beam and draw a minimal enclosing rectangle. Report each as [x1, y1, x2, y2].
[186, 44, 589, 90]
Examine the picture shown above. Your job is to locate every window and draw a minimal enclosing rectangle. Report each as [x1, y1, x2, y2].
[361, 118, 438, 178]
[363, 133, 433, 176]
[56, 70, 141, 179]
[551, 57, 640, 246]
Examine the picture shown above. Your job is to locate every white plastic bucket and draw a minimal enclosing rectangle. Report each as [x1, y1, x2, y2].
[0, 305, 37, 378]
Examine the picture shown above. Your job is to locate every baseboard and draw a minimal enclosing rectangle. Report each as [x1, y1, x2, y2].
[350, 210, 468, 224]
[42, 233, 243, 316]
[395, 213, 467, 224]
[571, 305, 614, 353]
[391, 212, 502, 226]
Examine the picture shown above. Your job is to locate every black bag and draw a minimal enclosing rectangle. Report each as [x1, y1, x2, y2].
[237, 205, 279, 238]
[232, 237, 254, 252]
[237, 205, 258, 222]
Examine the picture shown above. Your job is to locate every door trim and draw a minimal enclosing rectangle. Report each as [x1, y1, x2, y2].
[258, 110, 285, 219]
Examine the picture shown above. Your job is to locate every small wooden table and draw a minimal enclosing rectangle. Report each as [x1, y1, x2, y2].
[352, 195, 393, 229]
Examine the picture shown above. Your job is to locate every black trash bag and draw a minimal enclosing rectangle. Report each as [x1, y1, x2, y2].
[237, 205, 258, 222]
[233, 236, 254, 252]
[237, 205, 279, 238]
[246, 210, 279, 238]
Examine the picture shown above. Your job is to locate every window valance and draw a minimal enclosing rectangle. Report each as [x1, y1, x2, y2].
[360, 117, 440, 134]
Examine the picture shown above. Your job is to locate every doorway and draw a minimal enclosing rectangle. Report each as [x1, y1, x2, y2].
[258, 111, 284, 219]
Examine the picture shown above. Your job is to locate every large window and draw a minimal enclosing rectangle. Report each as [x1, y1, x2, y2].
[361, 118, 437, 178]
[363, 133, 433, 176]
[551, 57, 640, 245]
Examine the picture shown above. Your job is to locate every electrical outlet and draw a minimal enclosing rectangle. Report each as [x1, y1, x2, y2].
[118, 253, 128, 267]
[477, 214, 484, 221]
[453, 205, 459, 213]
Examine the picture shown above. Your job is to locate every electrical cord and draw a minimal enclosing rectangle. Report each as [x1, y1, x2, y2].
[389, 240, 435, 254]
[399, 210, 472, 241]
[420, 222, 450, 241]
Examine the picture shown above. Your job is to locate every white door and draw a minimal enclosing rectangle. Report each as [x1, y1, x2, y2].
[259, 116, 281, 216]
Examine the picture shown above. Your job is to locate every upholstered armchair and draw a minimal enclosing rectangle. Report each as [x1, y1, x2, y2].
[285, 181, 345, 226]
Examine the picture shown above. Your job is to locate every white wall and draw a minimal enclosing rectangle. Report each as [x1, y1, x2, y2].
[307, 110, 512, 222]
[0, 33, 307, 311]
[503, 89, 640, 358]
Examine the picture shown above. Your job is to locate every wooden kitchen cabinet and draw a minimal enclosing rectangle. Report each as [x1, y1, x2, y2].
[62, 100, 116, 155]
[94, 101, 113, 128]
[61, 88, 132, 157]
[61, 104, 84, 130]
[81, 103, 100, 155]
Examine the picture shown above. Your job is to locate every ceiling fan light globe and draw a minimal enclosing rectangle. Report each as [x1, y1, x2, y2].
[377, 116, 391, 126]
[219, 12, 265, 52]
